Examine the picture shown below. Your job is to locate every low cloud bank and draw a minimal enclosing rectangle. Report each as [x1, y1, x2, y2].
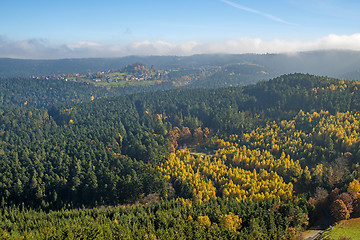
[1, 33, 360, 59]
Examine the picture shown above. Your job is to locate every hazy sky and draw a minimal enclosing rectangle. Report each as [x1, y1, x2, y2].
[1, 0, 360, 59]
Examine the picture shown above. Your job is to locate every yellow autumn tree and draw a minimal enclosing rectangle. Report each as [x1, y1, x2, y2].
[220, 212, 242, 232]
[197, 216, 211, 228]
[348, 179, 360, 198]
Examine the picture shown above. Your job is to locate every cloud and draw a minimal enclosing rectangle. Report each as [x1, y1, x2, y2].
[220, 0, 297, 25]
[68, 41, 101, 49]
[1, 34, 360, 59]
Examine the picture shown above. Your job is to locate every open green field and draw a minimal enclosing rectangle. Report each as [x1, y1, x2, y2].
[188, 147, 216, 158]
[93, 81, 128, 87]
[93, 80, 158, 88]
[106, 72, 126, 78]
[321, 218, 360, 239]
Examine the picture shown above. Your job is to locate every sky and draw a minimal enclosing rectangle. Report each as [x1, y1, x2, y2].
[1, 0, 360, 59]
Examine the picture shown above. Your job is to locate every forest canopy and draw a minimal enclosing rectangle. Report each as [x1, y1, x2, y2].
[1, 73, 360, 239]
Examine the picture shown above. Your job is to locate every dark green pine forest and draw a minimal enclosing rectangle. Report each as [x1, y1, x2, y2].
[1, 73, 360, 239]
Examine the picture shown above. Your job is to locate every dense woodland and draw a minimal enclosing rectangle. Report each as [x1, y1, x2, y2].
[1, 73, 360, 239]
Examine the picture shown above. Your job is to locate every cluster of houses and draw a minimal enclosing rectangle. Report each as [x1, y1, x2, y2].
[28, 63, 218, 87]
[32, 68, 169, 84]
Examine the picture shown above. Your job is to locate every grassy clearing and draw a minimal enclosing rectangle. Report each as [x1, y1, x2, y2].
[93, 80, 158, 88]
[188, 147, 216, 158]
[321, 218, 360, 239]
[106, 72, 126, 78]
[93, 81, 128, 87]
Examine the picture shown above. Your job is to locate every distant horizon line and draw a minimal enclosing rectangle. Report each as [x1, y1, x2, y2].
[1, 49, 359, 61]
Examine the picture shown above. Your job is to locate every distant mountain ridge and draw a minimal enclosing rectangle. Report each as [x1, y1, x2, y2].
[1, 50, 360, 80]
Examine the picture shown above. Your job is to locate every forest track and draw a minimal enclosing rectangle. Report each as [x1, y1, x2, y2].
[302, 230, 323, 240]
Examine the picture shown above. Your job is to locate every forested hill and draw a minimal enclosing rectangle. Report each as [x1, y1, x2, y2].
[243, 73, 360, 113]
[0, 77, 175, 108]
[2, 73, 360, 239]
[2, 72, 360, 112]
[1, 50, 360, 79]
[50, 73, 360, 124]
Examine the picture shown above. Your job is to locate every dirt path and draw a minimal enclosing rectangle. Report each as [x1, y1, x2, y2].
[302, 208, 330, 239]
[302, 230, 323, 240]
